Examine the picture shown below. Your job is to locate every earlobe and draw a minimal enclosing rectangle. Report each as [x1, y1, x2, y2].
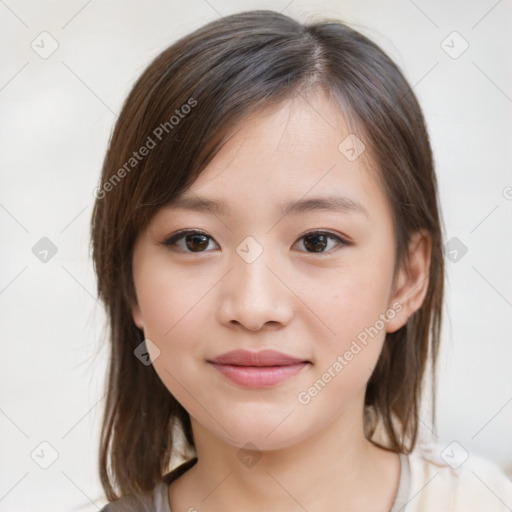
[386, 229, 432, 334]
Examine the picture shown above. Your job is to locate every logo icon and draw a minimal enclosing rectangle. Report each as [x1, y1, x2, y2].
[31, 32, 59, 59]
[237, 442, 262, 468]
[236, 236, 263, 264]
[134, 338, 161, 365]
[32, 237, 58, 263]
[31, 441, 59, 469]
[441, 441, 469, 469]
[441, 31, 469, 59]
[338, 134, 366, 161]
[445, 236, 468, 263]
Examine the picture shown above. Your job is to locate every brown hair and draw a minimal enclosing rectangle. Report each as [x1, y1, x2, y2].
[90, 9, 444, 501]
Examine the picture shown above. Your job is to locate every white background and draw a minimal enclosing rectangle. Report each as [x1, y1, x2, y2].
[1, 0, 511, 510]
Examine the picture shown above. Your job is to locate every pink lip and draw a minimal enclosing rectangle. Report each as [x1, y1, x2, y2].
[207, 350, 310, 388]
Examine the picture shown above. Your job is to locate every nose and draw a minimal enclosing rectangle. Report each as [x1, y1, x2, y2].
[216, 246, 294, 332]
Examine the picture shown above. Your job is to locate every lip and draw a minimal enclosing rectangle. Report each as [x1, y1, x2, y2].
[207, 349, 310, 388]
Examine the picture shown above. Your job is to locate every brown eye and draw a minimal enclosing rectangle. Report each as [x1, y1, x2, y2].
[162, 230, 218, 253]
[295, 231, 348, 254]
[303, 233, 328, 252]
[162, 229, 348, 255]
[184, 233, 210, 252]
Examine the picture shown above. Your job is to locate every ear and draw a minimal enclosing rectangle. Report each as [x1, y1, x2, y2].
[131, 302, 144, 330]
[386, 229, 432, 333]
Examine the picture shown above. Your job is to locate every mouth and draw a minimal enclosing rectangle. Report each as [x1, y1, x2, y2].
[207, 349, 311, 388]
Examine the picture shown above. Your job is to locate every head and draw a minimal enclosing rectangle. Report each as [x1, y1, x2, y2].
[91, 10, 444, 500]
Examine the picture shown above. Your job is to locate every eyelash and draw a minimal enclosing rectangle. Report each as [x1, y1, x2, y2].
[161, 229, 351, 255]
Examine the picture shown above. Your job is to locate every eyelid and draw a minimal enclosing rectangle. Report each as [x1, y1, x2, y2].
[161, 229, 218, 250]
[296, 229, 351, 245]
[294, 230, 351, 255]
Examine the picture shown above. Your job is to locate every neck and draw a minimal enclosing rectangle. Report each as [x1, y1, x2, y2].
[171, 401, 401, 512]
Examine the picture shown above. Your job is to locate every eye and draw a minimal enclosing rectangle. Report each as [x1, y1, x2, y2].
[162, 229, 350, 255]
[293, 230, 349, 254]
[162, 229, 219, 253]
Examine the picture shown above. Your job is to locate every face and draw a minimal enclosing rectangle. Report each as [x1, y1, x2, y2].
[131, 90, 418, 451]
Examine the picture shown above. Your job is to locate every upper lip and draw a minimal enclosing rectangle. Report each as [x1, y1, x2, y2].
[208, 349, 308, 367]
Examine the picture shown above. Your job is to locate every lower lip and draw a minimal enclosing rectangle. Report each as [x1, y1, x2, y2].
[209, 362, 309, 388]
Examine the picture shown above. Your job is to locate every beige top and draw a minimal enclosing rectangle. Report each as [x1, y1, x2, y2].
[101, 443, 512, 511]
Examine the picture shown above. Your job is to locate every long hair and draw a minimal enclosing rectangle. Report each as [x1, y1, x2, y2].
[90, 9, 444, 501]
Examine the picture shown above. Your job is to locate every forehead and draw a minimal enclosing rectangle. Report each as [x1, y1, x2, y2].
[162, 91, 388, 225]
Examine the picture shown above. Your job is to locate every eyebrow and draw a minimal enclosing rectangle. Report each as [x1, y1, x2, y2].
[166, 194, 370, 219]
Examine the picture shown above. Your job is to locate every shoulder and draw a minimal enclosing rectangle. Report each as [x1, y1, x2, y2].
[99, 458, 197, 512]
[99, 484, 165, 512]
[405, 441, 512, 511]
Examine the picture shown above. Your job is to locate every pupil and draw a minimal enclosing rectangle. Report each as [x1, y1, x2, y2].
[186, 234, 209, 252]
[305, 234, 327, 252]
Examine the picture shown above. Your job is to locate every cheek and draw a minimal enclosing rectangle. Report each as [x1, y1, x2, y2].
[303, 249, 394, 385]
[311, 258, 393, 343]
[133, 260, 217, 386]
[134, 257, 214, 340]
[135, 266, 210, 410]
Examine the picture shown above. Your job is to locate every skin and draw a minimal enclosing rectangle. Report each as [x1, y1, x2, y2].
[131, 89, 431, 512]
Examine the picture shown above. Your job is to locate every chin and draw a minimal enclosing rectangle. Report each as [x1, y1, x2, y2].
[220, 426, 306, 452]
[195, 407, 314, 452]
